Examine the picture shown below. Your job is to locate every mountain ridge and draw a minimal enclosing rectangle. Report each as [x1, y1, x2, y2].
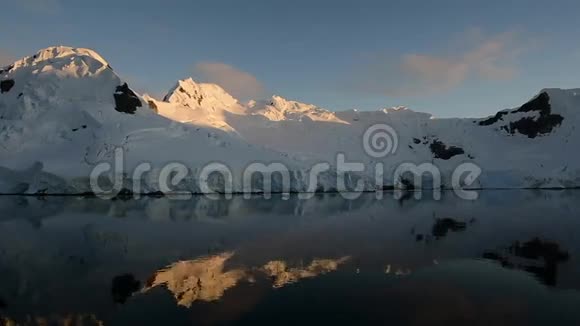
[1, 46, 580, 194]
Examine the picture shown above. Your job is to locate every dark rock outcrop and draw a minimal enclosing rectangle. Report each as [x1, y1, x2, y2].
[508, 115, 564, 138]
[430, 139, 464, 160]
[1, 79, 15, 93]
[114, 83, 142, 114]
[479, 92, 564, 138]
[479, 110, 509, 126]
[0, 65, 13, 74]
[507, 92, 564, 138]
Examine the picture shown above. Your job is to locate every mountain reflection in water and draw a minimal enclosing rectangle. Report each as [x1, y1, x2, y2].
[143, 252, 350, 307]
[1, 190, 580, 325]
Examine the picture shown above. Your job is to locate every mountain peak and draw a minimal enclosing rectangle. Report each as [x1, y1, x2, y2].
[243, 95, 344, 122]
[7, 46, 110, 73]
[268, 95, 319, 111]
[0, 46, 140, 122]
[0, 46, 115, 84]
[162, 77, 240, 112]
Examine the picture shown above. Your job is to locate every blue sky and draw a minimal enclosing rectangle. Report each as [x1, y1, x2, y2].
[2, 0, 580, 117]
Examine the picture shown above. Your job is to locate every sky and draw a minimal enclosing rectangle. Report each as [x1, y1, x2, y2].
[2, 0, 580, 117]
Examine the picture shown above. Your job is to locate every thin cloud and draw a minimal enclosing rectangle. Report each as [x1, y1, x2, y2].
[399, 54, 469, 95]
[351, 30, 528, 97]
[463, 30, 521, 80]
[194, 62, 265, 101]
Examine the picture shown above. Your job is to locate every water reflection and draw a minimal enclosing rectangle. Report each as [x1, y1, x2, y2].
[112, 274, 141, 304]
[144, 252, 249, 307]
[412, 217, 471, 243]
[431, 217, 467, 239]
[483, 237, 570, 287]
[263, 256, 350, 288]
[0, 191, 579, 324]
[141, 253, 350, 307]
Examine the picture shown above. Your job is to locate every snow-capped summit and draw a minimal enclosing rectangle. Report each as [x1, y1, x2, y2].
[246, 95, 345, 122]
[0, 45, 145, 123]
[162, 77, 240, 110]
[147, 77, 246, 132]
[4, 46, 110, 76]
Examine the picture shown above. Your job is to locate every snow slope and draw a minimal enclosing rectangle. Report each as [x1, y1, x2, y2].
[1, 46, 580, 194]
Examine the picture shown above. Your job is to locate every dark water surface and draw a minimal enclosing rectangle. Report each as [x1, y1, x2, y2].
[1, 191, 580, 325]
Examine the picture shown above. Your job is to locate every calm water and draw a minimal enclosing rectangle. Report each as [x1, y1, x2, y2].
[1, 191, 580, 325]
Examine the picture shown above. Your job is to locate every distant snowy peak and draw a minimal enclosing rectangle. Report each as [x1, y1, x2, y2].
[157, 77, 434, 125]
[157, 80, 347, 124]
[380, 106, 427, 116]
[162, 78, 241, 111]
[248, 95, 345, 122]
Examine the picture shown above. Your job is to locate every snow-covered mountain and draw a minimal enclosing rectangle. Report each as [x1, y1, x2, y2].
[0, 46, 340, 194]
[1, 46, 579, 194]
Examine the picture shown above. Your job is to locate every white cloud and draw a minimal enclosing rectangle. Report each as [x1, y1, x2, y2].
[399, 54, 469, 95]
[351, 30, 527, 97]
[194, 62, 265, 101]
